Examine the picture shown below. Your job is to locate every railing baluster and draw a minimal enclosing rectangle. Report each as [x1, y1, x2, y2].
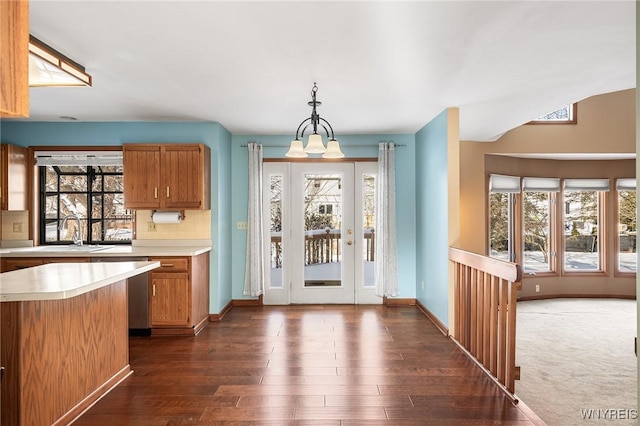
[448, 247, 521, 401]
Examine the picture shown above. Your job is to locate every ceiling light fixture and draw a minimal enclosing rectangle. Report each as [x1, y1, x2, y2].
[28, 35, 92, 87]
[285, 83, 344, 159]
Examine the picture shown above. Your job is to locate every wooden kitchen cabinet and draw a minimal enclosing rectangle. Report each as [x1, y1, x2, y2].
[0, 143, 29, 211]
[1, 257, 89, 272]
[149, 253, 209, 335]
[123, 143, 211, 210]
[0, 0, 29, 118]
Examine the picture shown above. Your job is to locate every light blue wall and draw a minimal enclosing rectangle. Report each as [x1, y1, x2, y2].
[0, 121, 234, 313]
[415, 110, 450, 326]
[230, 134, 417, 300]
[0, 121, 447, 314]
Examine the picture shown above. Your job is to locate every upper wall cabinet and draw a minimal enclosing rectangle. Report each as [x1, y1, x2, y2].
[1, 143, 29, 211]
[0, 0, 29, 118]
[123, 143, 211, 210]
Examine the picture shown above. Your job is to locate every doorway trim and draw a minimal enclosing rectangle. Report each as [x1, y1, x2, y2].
[262, 160, 382, 305]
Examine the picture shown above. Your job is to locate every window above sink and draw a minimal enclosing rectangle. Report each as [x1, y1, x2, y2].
[35, 149, 133, 246]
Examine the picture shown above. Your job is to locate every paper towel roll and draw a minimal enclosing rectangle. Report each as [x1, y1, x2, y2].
[152, 211, 182, 224]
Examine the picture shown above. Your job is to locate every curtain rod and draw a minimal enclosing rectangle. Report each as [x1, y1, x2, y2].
[240, 143, 406, 148]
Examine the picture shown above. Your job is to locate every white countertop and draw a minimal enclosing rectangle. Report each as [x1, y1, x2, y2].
[0, 243, 212, 258]
[0, 261, 161, 302]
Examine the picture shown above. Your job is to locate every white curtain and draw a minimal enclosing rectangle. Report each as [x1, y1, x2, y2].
[243, 143, 264, 296]
[375, 142, 398, 297]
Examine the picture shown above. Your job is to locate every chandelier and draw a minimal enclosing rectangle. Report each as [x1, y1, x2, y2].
[285, 83, 345, 158]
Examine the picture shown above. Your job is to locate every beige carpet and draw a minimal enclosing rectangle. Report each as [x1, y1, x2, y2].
[515, 298, 637, 425]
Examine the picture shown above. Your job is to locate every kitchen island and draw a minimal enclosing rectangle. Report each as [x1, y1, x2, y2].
[1, 261, 160, 426]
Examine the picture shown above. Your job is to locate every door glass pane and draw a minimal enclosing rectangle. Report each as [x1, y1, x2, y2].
[304, 174, 342, 287]
[564, 190, 599, 271]
[523, 192, 551, 272]
[363, 173, 376, 287]
[269, 174, 283, 288]
[618, 190, 636, 272]
[489, 192, 509, 260]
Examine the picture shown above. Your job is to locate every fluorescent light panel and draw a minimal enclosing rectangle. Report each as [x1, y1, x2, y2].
[28, 35, 92, 87]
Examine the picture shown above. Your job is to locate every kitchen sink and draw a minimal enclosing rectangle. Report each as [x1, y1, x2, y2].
[22, 245, 116, 253]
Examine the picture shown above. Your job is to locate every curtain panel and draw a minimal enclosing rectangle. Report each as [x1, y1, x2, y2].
[375, 142, 399, 297]
[243, 143, 265, 297]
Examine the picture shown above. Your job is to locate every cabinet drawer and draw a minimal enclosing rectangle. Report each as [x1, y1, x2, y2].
[150, 257, 189, 272]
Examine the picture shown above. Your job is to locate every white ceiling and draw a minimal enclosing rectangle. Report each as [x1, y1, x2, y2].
[19, 1, 636, 141]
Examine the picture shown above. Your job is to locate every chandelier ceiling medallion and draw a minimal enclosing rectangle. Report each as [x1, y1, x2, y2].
[285, 82, 345, 159]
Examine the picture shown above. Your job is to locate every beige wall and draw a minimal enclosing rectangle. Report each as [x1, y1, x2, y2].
[460, 89, 636, 298]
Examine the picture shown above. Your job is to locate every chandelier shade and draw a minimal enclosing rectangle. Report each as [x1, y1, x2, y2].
[285, 139, 308, 158]
[304, 134, 326, 154]
[323, 139, 344, 159]
[285, 83, 345, 159]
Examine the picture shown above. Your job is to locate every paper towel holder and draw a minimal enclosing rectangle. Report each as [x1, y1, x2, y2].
[152, 210, 186, 220]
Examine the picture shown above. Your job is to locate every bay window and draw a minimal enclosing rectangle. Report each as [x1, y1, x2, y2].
[488, 174, 632, 279]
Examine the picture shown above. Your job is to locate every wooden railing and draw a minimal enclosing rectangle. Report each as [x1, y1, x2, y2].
[449, 247, 522, 398]
[270, 229, 375, 268]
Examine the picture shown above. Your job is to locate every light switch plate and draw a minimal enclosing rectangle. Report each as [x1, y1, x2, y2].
[147, 221, 157, 232]
[12, 222, 22, 233]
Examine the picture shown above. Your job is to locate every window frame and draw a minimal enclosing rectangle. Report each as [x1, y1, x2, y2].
[560, 188, 607, 276]
[37, 151, 132, 245]
[614, 180, 637, 277]
[488, 190, 516, 263]
[527, 103, 578, 125]
[521, 190, 557, 276]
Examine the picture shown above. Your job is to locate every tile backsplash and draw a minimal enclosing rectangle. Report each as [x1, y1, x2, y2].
[135, 210, 211, 240]
[1, 210, 212, 242]
[1, 210, 29, 240]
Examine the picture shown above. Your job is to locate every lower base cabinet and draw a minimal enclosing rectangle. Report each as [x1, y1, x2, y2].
[1, 257, 89, 272]
[149, 252, 209, 335]
[1, 252, 211, 336]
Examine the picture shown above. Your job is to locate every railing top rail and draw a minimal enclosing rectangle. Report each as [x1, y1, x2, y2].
[449, 247, 522, 282]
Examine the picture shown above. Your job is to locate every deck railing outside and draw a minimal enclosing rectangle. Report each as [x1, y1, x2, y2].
[270, 229, 375, 268]
[449, 247, 522, 397]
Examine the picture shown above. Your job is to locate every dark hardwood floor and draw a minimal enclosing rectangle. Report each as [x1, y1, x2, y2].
[73, 305, 543, 425]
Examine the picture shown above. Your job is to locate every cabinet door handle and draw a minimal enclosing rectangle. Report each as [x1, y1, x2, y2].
[161, 263, 174, 267]
[152, 284, 156, 297]
[166, 186, 170, 198]
[154, 187, 158, 199]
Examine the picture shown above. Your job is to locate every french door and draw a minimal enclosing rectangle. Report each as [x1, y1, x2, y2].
[262, 162, 380, 305]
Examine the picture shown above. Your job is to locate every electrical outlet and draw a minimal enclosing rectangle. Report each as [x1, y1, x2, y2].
[535, 284, 540, 293]
[147, 221, 157, 232]
[12, 222, 22, 233]
[237, 221, 248, 230]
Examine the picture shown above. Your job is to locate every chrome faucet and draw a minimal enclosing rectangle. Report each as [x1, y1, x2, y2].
[59, 213, 83, 246]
